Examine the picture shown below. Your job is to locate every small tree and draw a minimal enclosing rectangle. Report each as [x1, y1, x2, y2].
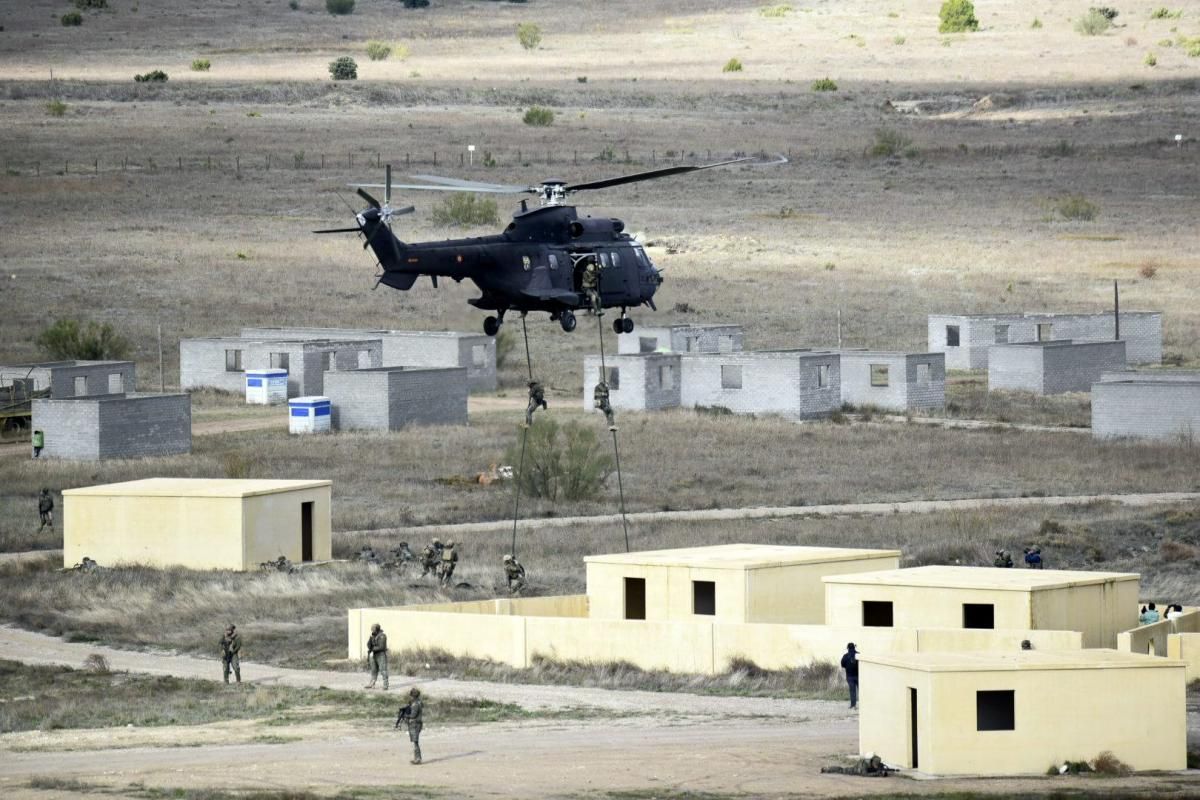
[938, 0, 979, 33]
[811, 77, 838, 91]
[326, 0, 354, 14]
[402, 0, 430, 6]
[517, 22, 542, 50]
[1075, 8, 1113, 35]
[522, 105, 555, 126]
[365, 40, 391, 60]
[191, 58, 211, 72]
[134, 70, 169, 82]
[328, 56, 358, 81]
[505, 418, 614, 502]
[36, 319, 132, 361]
[431, 193, 500, 227]
[722, 57, 743, 72]
[61, 10, 83, 26]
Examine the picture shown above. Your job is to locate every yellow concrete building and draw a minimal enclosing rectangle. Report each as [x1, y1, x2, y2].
[824, 565, 1139, 648]
[64, 478, 332, 571]
[859, 649, 1187, 775]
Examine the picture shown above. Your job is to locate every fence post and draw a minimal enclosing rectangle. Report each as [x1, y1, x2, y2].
[517, 149, 522, 164]
[376, 152, 380, 167]
[573, 150, 577, 165]
[433, 152, 437, 166]
[321, 154, 325, 169]
[406, 153, 410, 167]
[267, 154, 271, 171]
[236, 156, 240, 175]
[94, 159, 99, 174]
[460, 152, 464, 167]
[349, 152, 353, 169]
[65, 161, 68, 174]
[178, 156, 183, 171]
[207, 156, 211, 171]
[36, 162, 40, 176]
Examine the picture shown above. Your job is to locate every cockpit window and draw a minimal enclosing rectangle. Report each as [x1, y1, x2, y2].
[598, 253, 609, 268]
[634, 248, 648, 265]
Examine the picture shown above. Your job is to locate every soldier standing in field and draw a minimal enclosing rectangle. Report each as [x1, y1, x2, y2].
[364, 623, 389, 690]
[394, 687, 424, 764]
[503, 554, 526, 594]
[220, 624, 242, 684]
[439, 541, 458, 585]
[37, 489, 54, 531]
[525, 380, 548, 427]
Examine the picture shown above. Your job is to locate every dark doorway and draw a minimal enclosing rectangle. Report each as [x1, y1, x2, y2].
[693, 580, 716, 616]
[909, 687, 919, 769]
[863, 600, 894, 627]
[624, 577, 646, 620]
[301, 501, 314, 562]
[962, 603, 995, 629]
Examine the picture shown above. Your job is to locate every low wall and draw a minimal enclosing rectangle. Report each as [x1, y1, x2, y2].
[1116, 608, 1200, 658]
[1168, 634, 1200, 683]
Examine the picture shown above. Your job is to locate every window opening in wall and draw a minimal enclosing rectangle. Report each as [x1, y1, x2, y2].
[870, 364, 890, 387]
[321, 352, 332, 371]
[976, 690, 1015, 731]
[659, 364, 675, 390]
[607, 367, 620, 390]
[357, 350, 371, 370]
[73, 376, 87, 396]
[862, 600, 894, 627]
[639, 337, 656, 353]
[718, 335, 734, 353]
[624, 577, 646, 620]
[916, 363, 931, 386]
[692, 580, 716, 616]
[107, 372, 123, 394]
[962, 603, 995, 629]
[1037, 323, 1053, 342]
[686, 336, 699, 353]
[472, 345, 486, 367]
[817, 363, 830, 388]
[945, 325, 960, 347]
[721, 364, 742, 389]
[225, 349, 243, 372]
[270, 352, 290, 371]
[994, 324, 1009, 343]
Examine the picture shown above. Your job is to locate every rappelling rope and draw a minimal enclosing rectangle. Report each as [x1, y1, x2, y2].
[509, 315, 533, 559]
[595, 312, 631, 553]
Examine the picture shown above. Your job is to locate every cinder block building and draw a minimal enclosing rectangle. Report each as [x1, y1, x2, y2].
[617, 324, 744, 355]
[928, 312, 1162, 369]
[323, 367, 468, 431]
[581, 353, 681, 412]
[241, 327, 497, 392]
[859, 650, 1186, 775]
[838, 351, 945, 411]
[180, 337, 382, 397]
[1092, 370, 1200, 441]
[679, 350, 842, 419]
[0, 360, 136, 398]
[63, 478, 332, 570]
[31, 393, 191, 460]
[987, 340, 1127, 395]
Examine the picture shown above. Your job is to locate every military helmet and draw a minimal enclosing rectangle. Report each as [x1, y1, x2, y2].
[409, 687, 421, 697]
[503, 554, 513, 562]
[447, 541, 456, 548]
[432, 538, 442, 546]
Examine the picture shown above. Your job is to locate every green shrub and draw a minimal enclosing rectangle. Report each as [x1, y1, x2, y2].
[1075, 9, 1112, 35]
[505, 418, 614, 502]
[1092, 6, 1119, 21]
[1150, 7, 1181, 19]
[365, 40, 391, 60]
[893, 34, 906, 44]
[868, 127, 912, 157]
[60, 11, 82, 26]
[1091, 751, 1132, 777]
[1145, 51, 1158, 66]
[1031, 17, 1043, 29]
[522, 105, 555, 126]
[133, 70, 168, 82]
[36, 319, 132, 361]
[74, 0, 107, 8]
[190, 58, 211, 72]
[288, 0, 299, 9]
[811, 77, 837, 91]
[325, 0, 354, 15]
[759, 3, 792, 17]
[402, 0, 430, 6]
[393, 43, 411, 60]
[431, 193, 500, 227]
[516, 22, 542, 50]
[722, 57, 743, 72]
[328, 56, 357, 80]
[1054, 195, 1099, 221]
[45, 100, 68, 116]
[938, 0, 978, 33]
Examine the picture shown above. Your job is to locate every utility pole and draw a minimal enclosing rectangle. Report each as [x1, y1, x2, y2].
[837, 309, 843, 349]
[1113, 280, 1120, 341]
[158, 324, 164, 393]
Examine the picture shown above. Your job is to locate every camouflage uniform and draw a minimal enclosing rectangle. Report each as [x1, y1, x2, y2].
[993, 550, 1013, 568]
[820, 755, 892, 777]
[580, 260, 602, 315]
[593, 381, 616, 430]
[525, 381, 548, 427]
[395, 688, 424, 764]
[220, 625, 242, 684]
[365, 624, 389, 690]
[38, 489, 54, 531]
[439, 542, 458, 585]
[503, 554, 526, 594]
[420, 540, 442, 577]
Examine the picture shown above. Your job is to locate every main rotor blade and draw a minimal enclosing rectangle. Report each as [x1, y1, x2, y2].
[566, 157, 754, 193]
[409, 174, 534, 192]
[390, 205, 416, 217]
[356, 187, 381, 208]
[354, 182, 532, 195]
[313, 227, 363, 234]
[385, 164, 392, 208]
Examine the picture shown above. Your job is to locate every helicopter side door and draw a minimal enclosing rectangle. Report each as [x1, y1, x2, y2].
[602, 248, 637, 305]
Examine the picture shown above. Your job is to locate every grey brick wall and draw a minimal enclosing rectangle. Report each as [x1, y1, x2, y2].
[324, 368, 468, 431]
[1, 361, 136, 398]
[680, 351, 840, 419]
[1092, 380, 1200, 441]
[989, 341, 1126, 395]
[839, 352, 946, 411]
[181, 338, 382, 397]
[32, 393, 190, 460]
[582, 354, 682, 412]
[617, 325, 744, 355]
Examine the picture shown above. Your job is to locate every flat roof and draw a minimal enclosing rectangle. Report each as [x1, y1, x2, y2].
[838, 350, 940, 358]
[860, 649, 1182, 673]
[585, 544, 901, 570]
[64, 478, 331, 499]
[0, 360, 133, 369]
[244, 328, 481, 339]
[823, 565, 1139, 591]
[931, 312, 1160, 320]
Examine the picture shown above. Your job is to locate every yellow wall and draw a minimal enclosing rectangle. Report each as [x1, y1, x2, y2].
[826, 582, 1033, 630]
[1117, 619, 1171, 657]
[745, 554, 900, 624]
[64, 485, 332, 571]
[1168, 634, 1200, 682]
[1031, 579, 1138, 648]
[860, 659, 1187, 774]
[527, 617, 715, 672]
[350, 606, 527, 667]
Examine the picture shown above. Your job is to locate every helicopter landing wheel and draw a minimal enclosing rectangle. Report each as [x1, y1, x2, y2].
[483, 316, 501, 337]
[621, 317, 634, 334]
[612, 318, 624, 335]
[559, 311, 577, 333]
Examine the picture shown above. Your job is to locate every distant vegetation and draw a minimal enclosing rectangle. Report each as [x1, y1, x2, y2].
[1054, 195, 1100, 221]
[517, 22, 542, 50]
[1150, 7, 1182, 19]
[73, 0, 107, 8]
[365, 40, 391, 61]
[867, 127, 913, 158]
[1145, 51, 1158, 66]
[811, 77, 838, 92]
[722, 57, 743, 72]
[759, 3, 792, 17]
[506, 418, 614, 502]
[522, 105, 555, 126]
[36, 319, 132, 361]
[60, 11, 82, 26]
[326, 0, 354, 15]
[45, 100, 68, 117]
[190, 58, 211, 72]
[431, 193, 500, 227]
[328, 56, 357, 80]
[1075, 8, 1115, 35]
[133, 70, 168, 82]
[402, 0, 430, 6]
[938, 0, 978, 33]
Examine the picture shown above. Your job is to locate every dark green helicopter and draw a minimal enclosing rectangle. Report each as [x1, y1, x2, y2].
[316, 157, 778, 336]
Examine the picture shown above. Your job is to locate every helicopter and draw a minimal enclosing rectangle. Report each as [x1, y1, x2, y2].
[316, 157, 777, 337]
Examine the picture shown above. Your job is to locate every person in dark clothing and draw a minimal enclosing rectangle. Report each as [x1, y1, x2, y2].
[395, 687, 424, 764]
[1023, 547, 1043, 569]
[840, 643, 859, 709]
[38, 489, 54, 531]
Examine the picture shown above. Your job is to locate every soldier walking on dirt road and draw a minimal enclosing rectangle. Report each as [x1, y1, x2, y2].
[220, 624, 242, 684]
[394, 687, 424, 764]
[365, 623, 389, 690]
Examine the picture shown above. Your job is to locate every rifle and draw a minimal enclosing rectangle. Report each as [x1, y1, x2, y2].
[394, 703, 412, 729]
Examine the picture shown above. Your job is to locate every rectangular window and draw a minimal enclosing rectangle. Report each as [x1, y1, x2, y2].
[946, 325, 960, 347]
[916, 363, 931, 386]
[721, 364, 742, 389]
[225, 349, 243, 372]
[607, 367, 620, 390]
[659, 364, 675, 390]
[862, 600, 894, 627]
[270, 352, 290, 371]
[870, 364, 890, 387]
[472, 345, 486, 367]
[598, 252, 609, 268]
[321, 351, 332, 371]
[548, 254, 559, 270]
[994, 324, 1009, 343]
[611, 251, 620, 267]
[718, 335, 734, 353]
[107, 372, 124, 394]
[73, 376, 87, 396]
[624, 577, 646, 620]
[1037, 323, 1053, 342]
[357, 350, 372, 370]
[692, 580, 716, 616]
[639, 337, 656, 353]
[686, 336, 699, 353]
[817, 364, 830, 388]
[976, 690, 1015, 731]
[963, 603, 995, 629]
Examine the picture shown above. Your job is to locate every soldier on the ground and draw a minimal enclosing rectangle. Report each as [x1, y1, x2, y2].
[820, 754, 892, 777]
[394, 687, 424, 765]
[37, 489, 54, 532]
[439, 541, 459, 585]
[993, 550, 1013, 568]
[525, 380, 548, 427]
[593, 381, 617, 431]
[356, 545, 380, 564]
[365, 623, 389, 690]
[580, 259, 603, 315]
[503, 554, 527, 594]
[71, 556, 99, 573]
[220, 624, 242, 684]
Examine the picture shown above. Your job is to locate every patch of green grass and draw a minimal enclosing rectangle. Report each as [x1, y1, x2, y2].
[522, 105, 555, 126]
[190, 58, 211, 72]
[811, 77, 838, 92]
[759, 4, 792, 18]
[722, 57, 743, 73]
[1075, 9, 1113, 36]
[867, 127, 913, 158]
[1053, 194, 1100, 221]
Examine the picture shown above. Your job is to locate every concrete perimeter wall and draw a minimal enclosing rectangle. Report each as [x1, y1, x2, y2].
[32, 394, 191, 460]
[1092, 380, 1200, 441]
